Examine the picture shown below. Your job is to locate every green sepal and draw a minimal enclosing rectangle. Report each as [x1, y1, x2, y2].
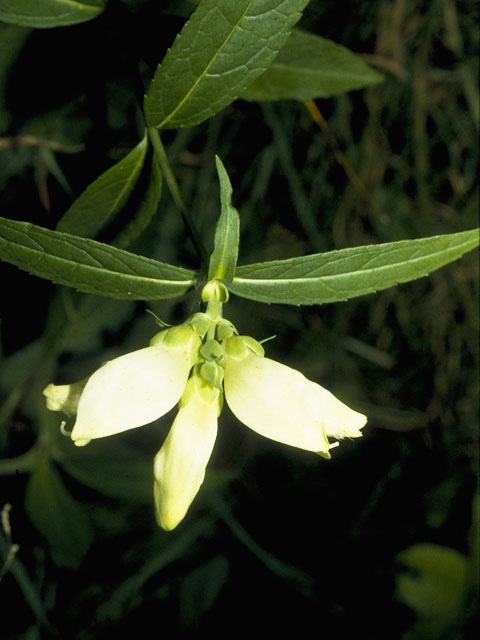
[187, 312, 213, 339]
[200, 339, 225, 362]
[216, 319, 237, 341]
[224, 335, 265, 359]
[200, 361, 225, 390]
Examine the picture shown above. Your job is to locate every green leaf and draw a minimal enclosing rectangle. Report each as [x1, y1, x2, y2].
[96, 517, 214, 623]
[25, 456, 93, 568]
[207, 156, 240, 283]
[240, 28, 383, 102]
[52, 439, 153, 503]
[57, 134, 148, 238]
[0, 0, 106, 28]
[46, 293, 136, 356]
[112, 155, 162, 249]
[0, 340, 42, 394]
[0, 217, 196, 300]
[396, 543, 470, 639]
[144, 0, 310, 129]
[228, 229, 480, 305]
[0, 525, 48, 625]
[180, 556, 229, 630]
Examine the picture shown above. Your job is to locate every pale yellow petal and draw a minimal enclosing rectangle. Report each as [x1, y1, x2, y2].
[153, 388, 219, 531]
[224, 354, 331, 455]
[71, 345, 192, 443]
[43, 379, 87, 415]
[310, 382, 367, 439]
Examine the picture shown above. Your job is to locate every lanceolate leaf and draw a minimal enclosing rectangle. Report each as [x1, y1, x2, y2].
[207, 157, 240, 283]
[0, 217, 196, 300]
[240, 28, 383, 102]
[113, 155, 163, 249]
[57, 134, 148, 238]
[228, 229, 480, 305]
[144, 0, 310, 129]
[0, 0, 106, 28]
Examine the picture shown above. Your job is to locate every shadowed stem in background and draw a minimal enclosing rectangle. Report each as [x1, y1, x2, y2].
[211, 494, 315, 596]
[0, 504, 50, 631]
[0, 504, 19, 584]
[148, 127, 209, 272]
[262, 103, 325, 251]
[304, 99, 380, 215]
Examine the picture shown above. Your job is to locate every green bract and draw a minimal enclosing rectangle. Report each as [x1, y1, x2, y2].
[207, 157, 240, 283]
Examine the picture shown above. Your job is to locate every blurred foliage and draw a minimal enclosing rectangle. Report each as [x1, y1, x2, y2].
[0, 0, 478, 638]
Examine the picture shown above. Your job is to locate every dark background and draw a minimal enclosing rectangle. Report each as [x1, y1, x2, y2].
[0, 1, 478, 638]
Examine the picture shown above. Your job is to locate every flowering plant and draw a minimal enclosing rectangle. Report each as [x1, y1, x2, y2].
[0, 4, 478, 617]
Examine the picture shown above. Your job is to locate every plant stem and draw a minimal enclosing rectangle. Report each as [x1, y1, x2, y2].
[148, 127, 208, 270]
[0, 446, 39, 476]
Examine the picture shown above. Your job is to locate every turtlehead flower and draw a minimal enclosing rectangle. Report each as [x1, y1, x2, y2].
[224, 336, 366, 456]
[44, 325, 201, 447]
[44, 283, 367, 530]
[153, 374, 221, 530]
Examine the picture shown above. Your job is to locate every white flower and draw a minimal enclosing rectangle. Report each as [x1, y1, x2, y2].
[44, 311, 367, 531]
[153, 374, 221, 530]
[224, 336, 367, 458]
[43, 325, 201, 447]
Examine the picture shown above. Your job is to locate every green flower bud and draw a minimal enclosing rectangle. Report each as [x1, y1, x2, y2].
[201, 280, 229, 303]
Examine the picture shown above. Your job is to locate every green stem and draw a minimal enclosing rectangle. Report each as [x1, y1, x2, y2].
[0, 446, 39, 476]
[148, 127, 208, 269]
[206, 297, 222, 323]
[0, 525, 49, 625]
[211, 495, 314, 591]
